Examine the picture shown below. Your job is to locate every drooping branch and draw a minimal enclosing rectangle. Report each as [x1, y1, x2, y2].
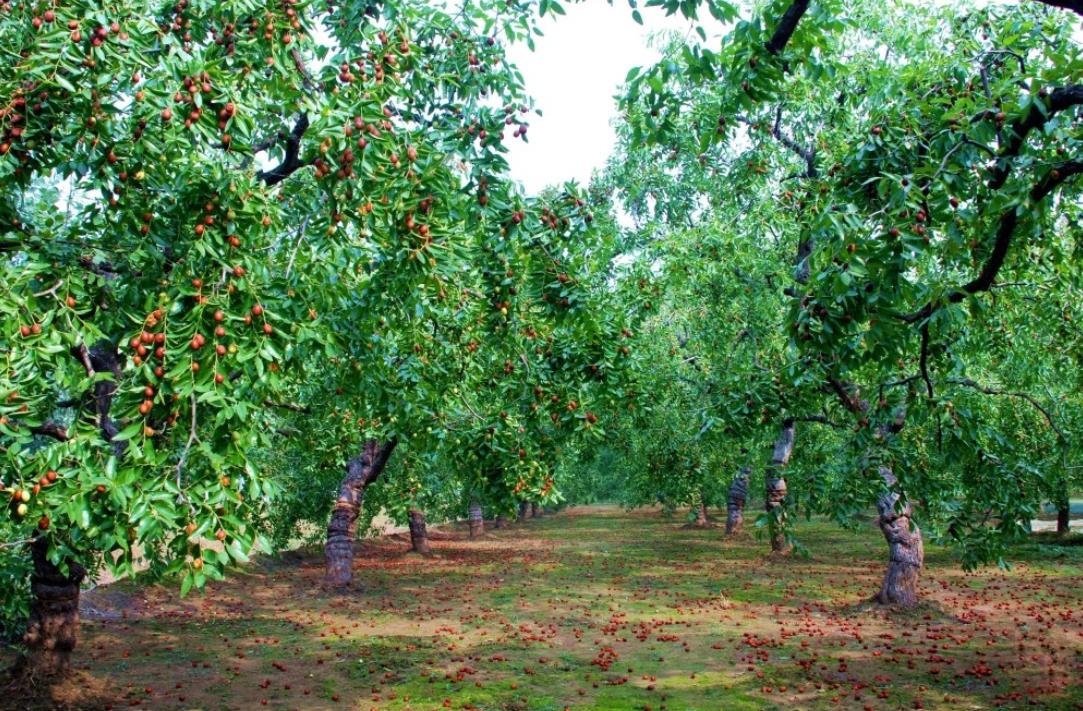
[257, 114, 310, 186]
[988, 85, 1083, 190]
[901, 160, 1083, 322]
[765, 0, 811, 56]
[945, 378, 1067, 441]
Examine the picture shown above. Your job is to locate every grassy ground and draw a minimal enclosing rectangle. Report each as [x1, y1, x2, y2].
[4, 506, 1082, 710]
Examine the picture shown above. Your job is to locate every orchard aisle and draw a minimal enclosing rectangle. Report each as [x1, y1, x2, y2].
[4, 506, 1081, 711]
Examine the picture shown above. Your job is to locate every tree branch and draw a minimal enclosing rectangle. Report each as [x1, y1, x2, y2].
[919, 323, 934, 399]
[988, 85, 1083, 191]
[901, 160, 1083, 323]
[257, 114, 310, 186]
[771, 106, 818, 178]
[765, 0, 811, 56]
[291, 48, 318, 92]
[1032, 0, 1083, 16]
[264, 399, 311, 414]
[793, 413, 844, 429]
[945, 378, 1067, 441]
[828, 377, 866, 415]
[30, 421, 70, 441]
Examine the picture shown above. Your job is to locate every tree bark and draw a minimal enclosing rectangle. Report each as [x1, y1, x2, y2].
[493, 514, 506, 529]
[727, 466, 751, 535]
[324, 439, 397, 587]
[1056, 500, 1071, 535]
[517, 501, 529, 522]
[13, 537, 86, 679]
[13, 342, 125, 678]
[875, 466, 924, 607]
[465, 499, 483, 538]
[408, 508, 432, 556]
[468, 500, 484, 537]
[531, 502, 543, 519]
[693, 494, 709, 527]
[765, 419, 795, 553]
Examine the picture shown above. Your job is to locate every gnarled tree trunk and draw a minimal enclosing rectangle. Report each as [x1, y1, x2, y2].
[468, 500, 484, 537]
[493, 513, 506, 529]
[765, 419, 795, 553]
[408, 508, 432, 556]
[324, 439, 397, 587]
[726, 466, 750, 535]
[13, 537, 86, 679]
[531, 502, 543, 518]
[517, 501, 529, 522]
[875, 466, 923, 606]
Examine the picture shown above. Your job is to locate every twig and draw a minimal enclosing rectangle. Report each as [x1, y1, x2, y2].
[175, 394, 199, 488]
[32, 279, 64, 298]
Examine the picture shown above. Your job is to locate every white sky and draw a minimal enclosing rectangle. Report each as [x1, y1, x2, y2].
[505, 5, 709, 194]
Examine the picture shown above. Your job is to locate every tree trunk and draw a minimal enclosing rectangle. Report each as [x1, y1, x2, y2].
[324, 439, 397, 587]
[727, 466, 750, 535]
[13, 537, 86, 679]
[468, 500, 484, 537]
[408, 508, 432, 556]
[493, 514, 506, 529]
[531, 502, 543, 518]
[1056, 496, 1071, 535]
[765, 419, 795, 553]
[693, 496, 709, 527]
[1057, 505, 1071, 534]
[517, 501, 529, 522]
[875, 466, 923, 607]
[12, 343, 122, 679]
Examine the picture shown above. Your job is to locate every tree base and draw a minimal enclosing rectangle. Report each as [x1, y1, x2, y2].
[2, 667, 113, 710]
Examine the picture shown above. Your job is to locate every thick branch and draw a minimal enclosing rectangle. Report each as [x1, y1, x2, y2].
[765, 0, 811, 55]
[257, 114, 310, 186]
[828, 378, 866, 414]
[1032, 0, 1083, 16]
[85, 341, 127, 457]
[902, 160, 1083, 322]
[988, 85, 1083, 191]
[772, 106, 818, 178]
[30, 421, 70, 442]
[291, 48, 318, 92]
